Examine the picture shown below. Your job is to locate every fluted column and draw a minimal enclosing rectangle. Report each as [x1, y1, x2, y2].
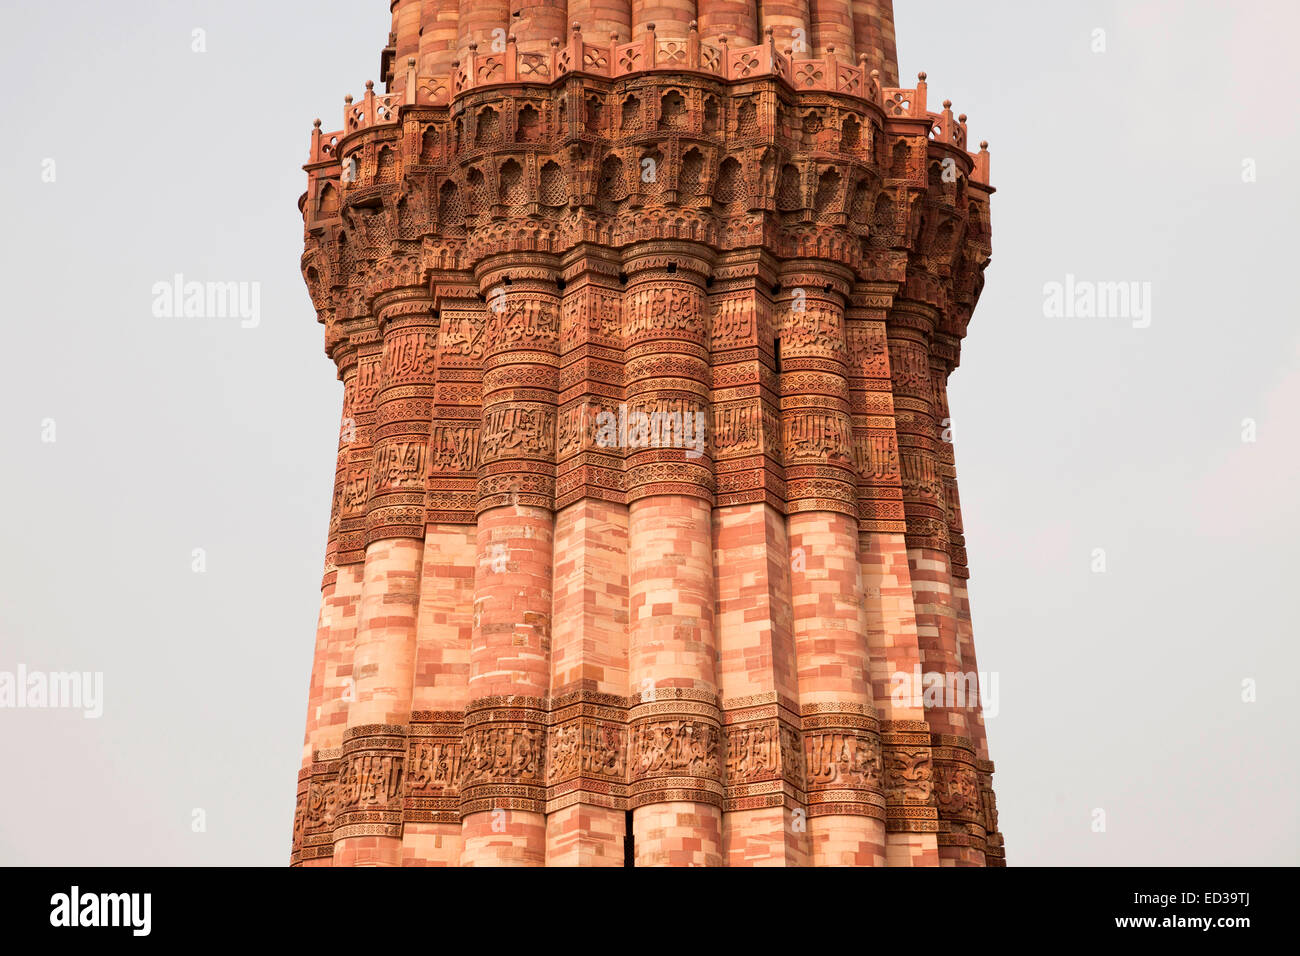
[924, 338, 988, 866]
[631, 0, 697, 40]
[332, 290, 438, 867]
[293, 345, 349, 864]
[299, 564, 366, 864]
[762, 0, 811, 55]
[851, 0, 897, 85]
[512, 0, 569, 55]
[920, 347, 984, 867]
[932, 336, 984, 756]
[546, 494, 630, 864]
[460, 254, 561, 866]
[418, 0, 460, 78]
[887, 298, 985, 867]
[303, 321, 379, 862]
[395, 0, 424, 61]
[401, 520, 475, 866]
[397, 277, 484, 867]
[697, 0, 758, 46]
[567, 0, 634, 43]
[459, 0, 510, 61]
[395, 284, 484, 865]
[935, 340, 1004, 864]
[545, 244, 630, 866]
[846, 288, 940, 866]
[294, 336, 372, 867]
[306, 323, 380, 866]
[621, 245, 722, 866]
[299, 583, 333, 785]
[387, 0, 424, 94]
[810, 0, 854, 57]
[777, 265, 885, 866]
[709, 251, 808, 866]
[887, 304, 958, 728]
[628, 495, 722, 866]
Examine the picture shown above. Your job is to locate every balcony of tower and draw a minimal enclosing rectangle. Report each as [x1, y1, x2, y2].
[301, 23, 992, 191]
[299, 43, 993, 383]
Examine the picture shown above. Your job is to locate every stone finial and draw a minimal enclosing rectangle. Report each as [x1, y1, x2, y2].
[345, 94, 354, 105]
[959, 113, 967, 123]
[313, 118, 322, 129]
[408, 57, 416, 67]
[943, 99, 952, 108]
[572, 21, 581, 33]
[689, 20, 698, 32]
[468, 41, 478, 52]
[366, 80, 375, 91]
[551, 37, 560, 48]
[918, 71, 927, 81]
[976, 140, 991, 182]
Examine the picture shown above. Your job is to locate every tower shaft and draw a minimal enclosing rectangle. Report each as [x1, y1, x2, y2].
[293, 0, 1003, 866]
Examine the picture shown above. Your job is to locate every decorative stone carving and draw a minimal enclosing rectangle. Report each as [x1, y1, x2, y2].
[885, 747, 933, 805]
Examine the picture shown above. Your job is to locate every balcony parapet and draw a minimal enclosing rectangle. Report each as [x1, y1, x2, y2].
[307, 22, 990, 185]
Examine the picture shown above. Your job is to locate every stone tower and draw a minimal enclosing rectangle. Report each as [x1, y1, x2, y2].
[292, 0, 1003, 867]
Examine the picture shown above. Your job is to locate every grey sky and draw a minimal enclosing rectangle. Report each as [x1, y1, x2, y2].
[0, 0, 1295, 865]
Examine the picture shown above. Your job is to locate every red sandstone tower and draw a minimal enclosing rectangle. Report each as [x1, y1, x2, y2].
[292, 0, 1003, 866]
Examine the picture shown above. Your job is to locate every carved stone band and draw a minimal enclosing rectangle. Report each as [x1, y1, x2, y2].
[404, 711, 464, 824]
[459, 698, 549, 815]
[628, 692, 725, 810]
[295, 700, 992, 841]
[332, 725, 407, 840]
[721, 700, 805, 813]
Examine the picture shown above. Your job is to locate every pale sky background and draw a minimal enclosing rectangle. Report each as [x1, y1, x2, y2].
[0, 0, 1296, 866]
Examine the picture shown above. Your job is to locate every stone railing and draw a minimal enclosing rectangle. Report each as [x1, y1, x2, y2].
[307, 22, 990, 183]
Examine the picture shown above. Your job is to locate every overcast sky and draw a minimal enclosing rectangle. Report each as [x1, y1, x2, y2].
[0, 0, 1296, 865]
